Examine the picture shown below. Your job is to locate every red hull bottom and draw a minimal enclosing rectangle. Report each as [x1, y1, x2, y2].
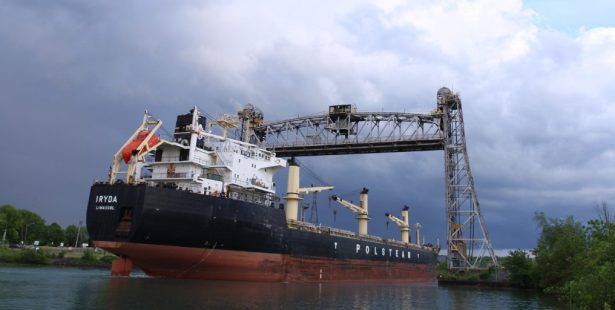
[95, 241, 436, 283]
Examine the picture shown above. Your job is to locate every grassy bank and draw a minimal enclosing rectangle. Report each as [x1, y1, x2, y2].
[0, 246, 116, 268]
[436, 261, 509, 287]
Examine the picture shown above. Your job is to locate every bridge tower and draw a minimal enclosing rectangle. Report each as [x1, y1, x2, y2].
[438, 87, 498, 270]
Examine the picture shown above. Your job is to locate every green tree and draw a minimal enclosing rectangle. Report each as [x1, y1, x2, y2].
[533, 211, 586, 292]
[65, 225, 79, 247]
[65, 224, 88, 247]
[502, 249, 535, 288]
[44, 223, 65, 246]
[0, 205, 23, 243]
[564, 220, 615, 308]
[81, 229, 90, 246]
[18, 209, 45, 244]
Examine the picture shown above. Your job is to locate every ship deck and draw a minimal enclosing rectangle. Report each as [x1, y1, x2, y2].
[288, 220, 436, 252]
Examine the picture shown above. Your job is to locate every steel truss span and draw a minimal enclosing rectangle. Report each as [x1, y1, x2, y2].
[254, 88, 498, 271]
[254, 110, 443, 156]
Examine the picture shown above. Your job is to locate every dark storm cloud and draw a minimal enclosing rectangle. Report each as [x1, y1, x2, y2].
[1, 0, 614, 250]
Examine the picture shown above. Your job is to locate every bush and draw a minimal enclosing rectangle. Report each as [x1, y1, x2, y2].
[99, 255, 116, 264]
[465, 273, 479, 282]
[533, 212, 615, 308]
[0, 247, 21, 262]
[533, 212, 586, 290]
[19, 248, 47, 264]
[562, 220, 615, 308]
[479, 267, 493, 281]
[81, 250, 96, 262]
[502, 249, 535, 288]
[436, 260, 448, 272]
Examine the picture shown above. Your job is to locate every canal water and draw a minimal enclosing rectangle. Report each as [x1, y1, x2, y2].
[0, 265, 559, 309]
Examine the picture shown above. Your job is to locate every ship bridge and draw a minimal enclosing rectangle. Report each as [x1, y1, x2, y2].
[252, 88, 498, 271]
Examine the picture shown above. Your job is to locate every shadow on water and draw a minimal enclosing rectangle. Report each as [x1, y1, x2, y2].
[439, 286, 560, 310]
[80, 277, 442, 309]
[77, 276, 560, 310]
[0, 266, 560, 310]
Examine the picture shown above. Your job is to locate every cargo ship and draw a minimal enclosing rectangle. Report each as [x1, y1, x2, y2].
[86, 106, 439, 282]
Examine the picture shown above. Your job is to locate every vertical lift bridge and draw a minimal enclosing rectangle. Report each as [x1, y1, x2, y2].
[252, 87, 498, 271]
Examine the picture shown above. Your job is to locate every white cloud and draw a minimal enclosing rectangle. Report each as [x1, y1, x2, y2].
[372, 0, 538, 69]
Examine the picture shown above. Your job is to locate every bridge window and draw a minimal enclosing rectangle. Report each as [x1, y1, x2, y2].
[179, 149, 189, 161]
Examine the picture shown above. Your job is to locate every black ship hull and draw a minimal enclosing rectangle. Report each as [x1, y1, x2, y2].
[86, 183, 438, 282]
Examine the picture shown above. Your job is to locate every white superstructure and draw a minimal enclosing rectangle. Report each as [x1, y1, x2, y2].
[110, 107, 286, 207]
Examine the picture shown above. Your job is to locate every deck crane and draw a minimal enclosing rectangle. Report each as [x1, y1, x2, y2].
[330, 188, 370, 236]
[298, 185, 334, 223]
[285, 157, 335, 223]
[385, 206, 410, 244]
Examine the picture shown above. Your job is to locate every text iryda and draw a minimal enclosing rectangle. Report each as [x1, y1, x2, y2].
[95, 195, 118, 203]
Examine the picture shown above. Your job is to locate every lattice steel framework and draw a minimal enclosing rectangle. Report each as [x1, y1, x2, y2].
[437, 88, 498, 270]
[253, 88, 498, 270]
[254, 110, 443, 156]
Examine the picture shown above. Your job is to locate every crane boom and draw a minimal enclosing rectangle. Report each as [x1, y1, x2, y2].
[385, 213, 407, 228]
[298, 186, 334, 194]
[330, 195, 365, 215]
[298, 185, 333, 223]
[330, 188, 370, 236]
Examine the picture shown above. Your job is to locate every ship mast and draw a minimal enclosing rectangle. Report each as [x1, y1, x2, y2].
[330, 188, 370, 236]
[385, 206, 410, 244]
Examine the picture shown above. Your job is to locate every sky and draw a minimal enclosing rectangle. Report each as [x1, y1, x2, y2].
[1, 0, 614, 250]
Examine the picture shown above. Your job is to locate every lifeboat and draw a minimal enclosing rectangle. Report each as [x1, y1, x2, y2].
[122, 130, 161, 163]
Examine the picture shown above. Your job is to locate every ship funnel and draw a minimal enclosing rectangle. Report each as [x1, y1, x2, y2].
[284, 158, 302, 222]
[358, 188, 369, 236]
[415, 223, 422, 246]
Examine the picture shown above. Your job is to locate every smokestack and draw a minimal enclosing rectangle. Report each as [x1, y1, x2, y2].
[357, 188, 369, 236]
[284, 158, 302, 222]
[415, 223, 422, 246]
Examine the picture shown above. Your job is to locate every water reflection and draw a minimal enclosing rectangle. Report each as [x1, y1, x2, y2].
[78, 277, 557, 310]
[0, 266, 559, 310]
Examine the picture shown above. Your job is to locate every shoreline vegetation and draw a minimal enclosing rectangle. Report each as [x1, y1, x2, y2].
[0, 246, 115, 268]
[1, 204, 90, 248]
[437, 207, 615, 309]
[1, 203, 113, 268]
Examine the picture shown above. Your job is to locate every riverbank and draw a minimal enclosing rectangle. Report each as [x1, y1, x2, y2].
[437, 278, 525, 289]
[0, 246, 115, 268]
[434, 263, 529, 290]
